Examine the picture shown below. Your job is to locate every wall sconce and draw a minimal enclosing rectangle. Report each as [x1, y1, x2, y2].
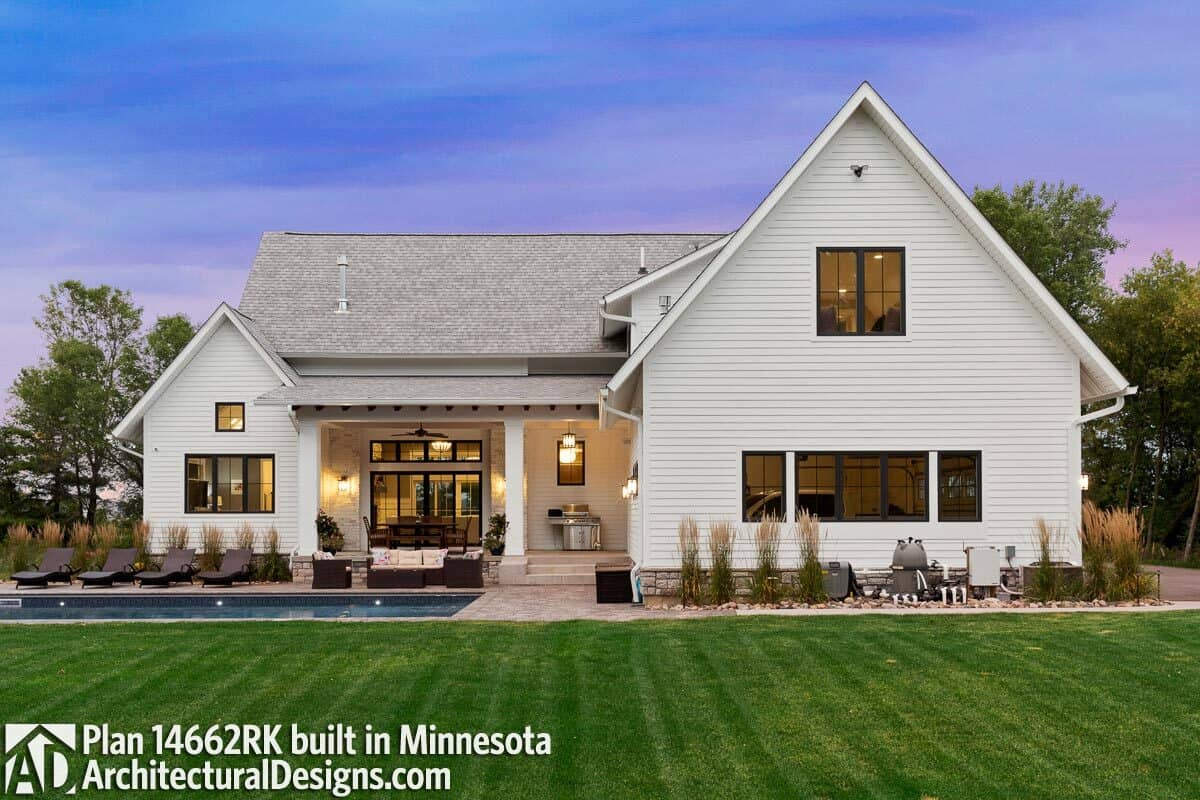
[1079, 473, 1090, 491]
[337, 475, 350, 494]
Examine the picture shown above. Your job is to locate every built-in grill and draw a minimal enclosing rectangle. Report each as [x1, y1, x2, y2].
[548, 504, 602, 550]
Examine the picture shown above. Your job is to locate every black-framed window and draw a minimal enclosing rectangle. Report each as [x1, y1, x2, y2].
[215, 402, 245, 432]
[794, 452, 927, 521]
[817, 248, 905, 335]
[557, 440, 585, 486]
[370, 440, 483, 463]
[743, 452, 785, 521]
[939, 452, 981, 521]
[186, 454, 274, 513]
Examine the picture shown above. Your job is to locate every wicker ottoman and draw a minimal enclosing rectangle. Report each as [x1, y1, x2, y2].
[312, 558, 352, 589]
[444, 557, 484, 588]
[366, 568, 425, 589]
[595, 563, 633, 603]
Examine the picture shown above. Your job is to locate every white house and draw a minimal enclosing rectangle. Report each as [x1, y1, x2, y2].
[113, 83, 1133, 585]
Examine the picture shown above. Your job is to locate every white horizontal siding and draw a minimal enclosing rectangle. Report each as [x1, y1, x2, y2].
[629, 262, 705, 351]
[143, 320, 297, 551]
[642, 110, 1081, 569]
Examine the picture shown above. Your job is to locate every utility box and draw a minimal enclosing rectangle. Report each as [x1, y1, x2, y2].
[966, 547, 1001, 591]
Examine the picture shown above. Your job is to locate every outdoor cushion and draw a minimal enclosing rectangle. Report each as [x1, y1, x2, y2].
[390, 550, 422, 567]
[421, 549, 448, 568]
[370, 548, 390, 565]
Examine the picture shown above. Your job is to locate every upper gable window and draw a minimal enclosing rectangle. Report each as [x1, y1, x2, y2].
[215, 403, 245, 432]
[817, 248, 905, 335]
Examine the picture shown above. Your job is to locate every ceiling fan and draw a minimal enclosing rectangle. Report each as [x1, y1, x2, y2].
[389, 422, 449, 439]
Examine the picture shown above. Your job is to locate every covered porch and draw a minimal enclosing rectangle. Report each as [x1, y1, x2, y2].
[258, 376, 635, 584]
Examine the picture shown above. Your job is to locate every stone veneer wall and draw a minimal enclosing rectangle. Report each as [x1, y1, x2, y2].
[321, 425, 362, 547]
[640, 566, 1020, 603]
[292, 555, 500, 587]
[487, 424, 505, 518]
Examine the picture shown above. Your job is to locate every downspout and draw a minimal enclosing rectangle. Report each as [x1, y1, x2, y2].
[1067, 385, 1137, 559]
[106, 433, 143, 461]
[599, 301, 636, 328]
[600, 388, 645, 598]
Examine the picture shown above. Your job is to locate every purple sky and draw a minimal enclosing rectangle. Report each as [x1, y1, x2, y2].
[2, 1, 1197, 397]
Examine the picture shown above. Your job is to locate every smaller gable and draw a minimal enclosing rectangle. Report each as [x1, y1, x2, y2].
[112, 303, 296, 443]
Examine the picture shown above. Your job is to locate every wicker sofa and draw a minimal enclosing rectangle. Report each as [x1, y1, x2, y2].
[367, 548, 446, 588]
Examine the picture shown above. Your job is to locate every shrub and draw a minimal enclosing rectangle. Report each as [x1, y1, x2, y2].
[1080, 502, 1154, 601]
[677, 516, 702, 605]
[93, 523, 118, 569]
[69, 522, 93, 570]
[235, 522, 256, 551]
[749, 517, 782, 603]
[1025, 518, 1069, 601]
[316, 509, 344, 553]
[164, 524, 190, 550]
[199, 525, 224, 572]
[794, 510, 827, 604]
[707, 520, 736, 605]
[40, 520, 64, 548]
[4, 524, 36, 574]
[132, 521, 152, 570]
[258, 526, 291, 582]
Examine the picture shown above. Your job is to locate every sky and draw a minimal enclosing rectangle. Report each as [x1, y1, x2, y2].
[1, 0, 1197, 396]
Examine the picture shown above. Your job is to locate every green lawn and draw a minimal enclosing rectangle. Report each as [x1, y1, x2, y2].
[3, 613, 1200, 799]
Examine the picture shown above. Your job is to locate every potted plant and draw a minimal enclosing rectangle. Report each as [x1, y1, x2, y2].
[484, 513, 508, 556]
[316, 509, 344, 554]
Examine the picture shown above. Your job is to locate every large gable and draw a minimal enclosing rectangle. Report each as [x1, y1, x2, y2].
[239, 232, 724, 357]
[605, 82, 1132, 408]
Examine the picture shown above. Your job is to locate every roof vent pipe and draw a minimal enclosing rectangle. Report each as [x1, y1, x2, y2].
[336, 255, 349, 312]
[637, 246, 647, 275]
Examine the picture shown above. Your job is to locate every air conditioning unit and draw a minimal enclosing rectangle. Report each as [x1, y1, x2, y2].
[965, 546, 1001, 590]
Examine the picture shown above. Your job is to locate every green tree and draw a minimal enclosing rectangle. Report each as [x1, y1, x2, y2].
[5, 282, 194, 524]
[972, 180, 1125, 324]
[1087, 251, 1200, 550]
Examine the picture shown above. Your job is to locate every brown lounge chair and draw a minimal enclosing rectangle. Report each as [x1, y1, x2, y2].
[12, 548, 77, 588]
[78, 548, 139, 588]
[197, 549, 253, 587]
[136, 548, 197, 587]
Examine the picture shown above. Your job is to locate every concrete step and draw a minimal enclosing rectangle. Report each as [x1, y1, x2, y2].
[521, 572, 596, 586]
[527, 563, 603, 575]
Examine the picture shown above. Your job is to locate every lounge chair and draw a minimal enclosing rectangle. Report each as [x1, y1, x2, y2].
[197, 549, 253, 587]
[77, 548, 139, 588]
[135, 548, 197, 587]
[12, 548, 77, 588]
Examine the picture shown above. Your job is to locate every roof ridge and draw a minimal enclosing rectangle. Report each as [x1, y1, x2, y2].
[271, 231, 728, 238]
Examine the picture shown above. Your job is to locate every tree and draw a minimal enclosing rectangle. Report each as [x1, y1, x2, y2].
[4, 282, 194, 524]
[1087, 251, 1200, 551]
[972, 180, 1125, 324]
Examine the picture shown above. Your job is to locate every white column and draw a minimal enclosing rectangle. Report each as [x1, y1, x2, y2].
[503, 419, 526, 556]
[296, 419, 321, 555]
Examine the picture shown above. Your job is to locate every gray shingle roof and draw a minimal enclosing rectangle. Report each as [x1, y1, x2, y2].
[255, 375, 609, 405]
[239, 232, 725, 356]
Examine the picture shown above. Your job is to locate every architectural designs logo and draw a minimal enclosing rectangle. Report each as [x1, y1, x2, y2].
[3, 724, 77, 795]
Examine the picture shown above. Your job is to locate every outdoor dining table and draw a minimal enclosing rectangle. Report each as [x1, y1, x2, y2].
[386, 521, 453, 548]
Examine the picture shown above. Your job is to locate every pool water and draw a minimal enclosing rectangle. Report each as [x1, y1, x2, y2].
[0, 593, 479, 621]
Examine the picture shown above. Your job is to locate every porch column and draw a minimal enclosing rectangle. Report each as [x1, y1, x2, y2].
[503, 419, 526, 556]
[296, 419, 321, 555]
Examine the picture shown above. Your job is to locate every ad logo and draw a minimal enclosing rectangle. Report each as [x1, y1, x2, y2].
[3, 724, 76, 795]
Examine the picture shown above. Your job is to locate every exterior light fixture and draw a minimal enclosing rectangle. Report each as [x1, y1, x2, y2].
[561, 425, 576, 450]
[337, 475, 350, 493]
[627, 476, 638, 497]
[1080, 473, 1090, 491]
[559, 443, 578, 464]
[621, 484, 630, 499]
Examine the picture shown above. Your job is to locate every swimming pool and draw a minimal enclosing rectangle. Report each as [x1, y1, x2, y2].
[0, 593, 479, 621]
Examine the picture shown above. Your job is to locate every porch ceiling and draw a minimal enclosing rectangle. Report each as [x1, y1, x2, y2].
[255, 374, 609, 406]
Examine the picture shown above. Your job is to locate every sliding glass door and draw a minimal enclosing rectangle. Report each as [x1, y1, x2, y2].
[371, 472, 481, 542]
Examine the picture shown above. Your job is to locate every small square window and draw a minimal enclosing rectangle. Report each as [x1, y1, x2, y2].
[215, 403, 245, 432]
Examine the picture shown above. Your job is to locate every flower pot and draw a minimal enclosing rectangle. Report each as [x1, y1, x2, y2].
[488, 545, 505, 557]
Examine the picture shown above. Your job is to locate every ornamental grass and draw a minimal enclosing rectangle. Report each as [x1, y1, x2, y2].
[707, 519, 736, 605]
[750, 516, 782, 603]
[677, 516, 702, 606]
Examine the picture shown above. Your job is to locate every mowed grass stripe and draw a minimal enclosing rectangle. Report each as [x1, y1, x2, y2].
[2, 614, 1200, 799]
